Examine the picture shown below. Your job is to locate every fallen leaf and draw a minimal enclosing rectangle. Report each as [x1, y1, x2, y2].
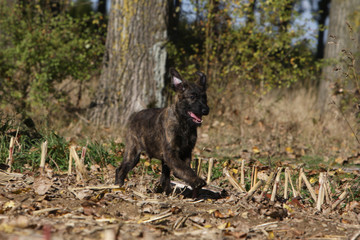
[289, 198, 304, 208]
[283, 204, 294, 213]
[217, 222, 231, 229]
[252, 146, 260, 154]
[241, 212, 249, 219]
[309, 177, 317, 184]
[73, 190, 93, 200]
[257, 171, 269, 181]
[0, 223, 14, 233]
[190, 216, 205, 224]
[33, 176, 52, 195]
[268, 230, 275, 239]
[213, 210, 225, 218]
[3, 201, 15, 211]
[286, 147, 293, 154]
[170, 206, 181, 214]
[335, 157, 345, 165]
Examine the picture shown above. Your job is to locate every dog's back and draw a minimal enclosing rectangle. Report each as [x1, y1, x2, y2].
[126, 108, 168, 160]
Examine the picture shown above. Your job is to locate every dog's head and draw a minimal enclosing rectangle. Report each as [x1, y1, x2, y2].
[170, 68, 210, 126]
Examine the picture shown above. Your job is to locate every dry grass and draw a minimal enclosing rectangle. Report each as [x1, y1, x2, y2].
[197, 87, 359, 159]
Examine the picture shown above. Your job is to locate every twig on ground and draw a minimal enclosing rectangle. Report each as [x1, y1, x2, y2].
[251, 165, 255, 189]
[70, 146, 88, 182]
[138, 210, 172, 223]
[241, 159, 245, 189]
[324, 175, 331, 204]
[284, 167, 289, 199]
[260, 171, 274, 199]
[197, 158, 202, 176]
[68, 150, 73, 176]
[173, 215, 189, 230]
[6, 137, 15, 173]
[316, 172, 325, 211]
[350, 230, 360, 240]
[33, 207, 61, 215]
[298, 168, 303, 196]
[287, 169, 298, 198]
[246, 180, 264, 200]
[69, 185, 122, 191]
[331, 190, 348, 210]
[254, 166, 258, 186]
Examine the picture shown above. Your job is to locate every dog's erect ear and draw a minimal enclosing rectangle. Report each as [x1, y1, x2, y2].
[170, 68, 185, 92]
[196, 71, 207, 90]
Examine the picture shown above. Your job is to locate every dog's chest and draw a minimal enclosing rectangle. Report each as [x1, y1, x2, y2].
[173, 128, 197, 152]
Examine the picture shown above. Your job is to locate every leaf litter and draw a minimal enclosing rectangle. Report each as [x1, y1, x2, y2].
[0, 142, 360, 240]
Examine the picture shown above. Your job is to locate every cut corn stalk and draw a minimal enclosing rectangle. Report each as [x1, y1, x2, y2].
[301, 171, 317, 203]
[270, 167, 283, 202]
[240, 159, 245, 189]
[206, 158, 214, 185]
[223, 168, 246, 193]
[6, 137, 15, 173]
[40, 141, 48, 174]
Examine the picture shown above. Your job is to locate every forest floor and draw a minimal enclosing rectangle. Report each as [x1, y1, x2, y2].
[0, 132, 359, 240]
[0, 166, 359, 240]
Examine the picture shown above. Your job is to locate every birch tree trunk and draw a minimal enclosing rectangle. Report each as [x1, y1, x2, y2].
[317, 0, 360, 114]
[88, 0, 168, 127]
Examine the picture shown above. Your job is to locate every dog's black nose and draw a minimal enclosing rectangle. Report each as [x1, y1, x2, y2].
[202, 107, 209, 115]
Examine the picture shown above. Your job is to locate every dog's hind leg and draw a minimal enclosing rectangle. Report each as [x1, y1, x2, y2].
[115, 146, 141, 186]
[160, 162, 172, 194]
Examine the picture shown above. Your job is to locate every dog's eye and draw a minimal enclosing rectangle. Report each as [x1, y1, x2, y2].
[190, 94, 197, 100]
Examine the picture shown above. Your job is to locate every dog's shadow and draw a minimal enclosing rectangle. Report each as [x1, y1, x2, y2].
[170, 183, 227, 200]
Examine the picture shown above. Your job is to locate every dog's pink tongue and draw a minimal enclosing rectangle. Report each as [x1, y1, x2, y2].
[188, 112, 202, 123]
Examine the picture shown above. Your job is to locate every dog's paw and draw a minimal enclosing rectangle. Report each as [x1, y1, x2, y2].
[192, 177, 206, 189]
[154, 183, 172, 195]
[115, 178, 124, 186]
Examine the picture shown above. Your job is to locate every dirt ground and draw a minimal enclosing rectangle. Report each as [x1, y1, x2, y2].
[0, 161, 359, 240]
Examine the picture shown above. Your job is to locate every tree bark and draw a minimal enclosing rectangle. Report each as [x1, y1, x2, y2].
[317, 0, 360, 114]
[88, 0, 168, 127]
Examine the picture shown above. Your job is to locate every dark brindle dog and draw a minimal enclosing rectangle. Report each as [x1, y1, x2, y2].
[115, 68, 209, 197]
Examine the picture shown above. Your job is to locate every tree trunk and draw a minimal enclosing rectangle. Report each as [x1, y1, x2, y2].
[315, 0, 330, 59]
[317, 0, 360, 114]
[97, 0, 107, 15]
[88, 0, 168, 127]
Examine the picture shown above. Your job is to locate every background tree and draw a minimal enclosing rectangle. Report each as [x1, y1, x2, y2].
[317, 0, 360, 114]
[87, 0, 168, 127]
[168, 0, 316, 95]
[313, 0, 331, 59]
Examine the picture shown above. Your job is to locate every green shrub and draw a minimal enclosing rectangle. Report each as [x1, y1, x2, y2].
[168, 0, 318, 94]
[0, 1, 105, 121]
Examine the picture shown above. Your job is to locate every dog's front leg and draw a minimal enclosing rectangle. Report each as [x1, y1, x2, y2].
[164, 151, 206, 198]
[183, 154, 202, 198]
